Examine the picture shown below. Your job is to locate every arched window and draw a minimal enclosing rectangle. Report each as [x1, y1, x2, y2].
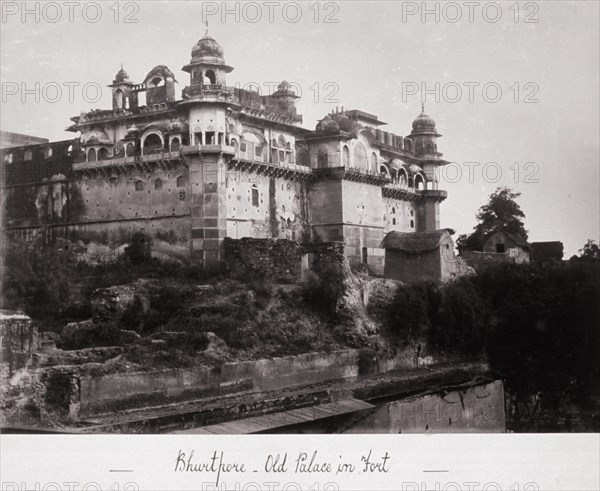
[317, 147, 329, 168]
[379, 164, 389, 175]
[392, 218, 396, 225]
[66, 145, 73, 156]
[251, 185, 259, 207]
[342, 145, 350, 166]
[98, 148, 109, 160]
[170, 138, 180, 152]
[398, 169, 408, 185]
[176, 175, 185, 188]
[154, 178, 163, 190]
[88, 148, 96, 162]
[410, 219, 415, 228]
[354, 142, 367, 170]
[370, 152, 378, 173]
[143, 133, 163, 154]
[135, 181, 144, 191]
[415, 174, 425, 191]
[6, 153, 13, 163]
[149, 77, 164, 88]
[126, 143, 136, 157]
[204, 70, 216, 85]
[24, 150, 32, 161]
[114, 89, 124, 109]
[124, 97, 130, 109]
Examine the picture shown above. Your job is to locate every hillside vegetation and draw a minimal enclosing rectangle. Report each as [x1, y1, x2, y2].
[2, 237, 599, 409]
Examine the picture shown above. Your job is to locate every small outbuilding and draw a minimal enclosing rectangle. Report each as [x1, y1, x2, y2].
[481, 230, 531, 263]
[382, 228, 469, 283]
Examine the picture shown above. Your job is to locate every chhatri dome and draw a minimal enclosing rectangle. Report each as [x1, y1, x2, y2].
[112, 65, 130, 84]
[191, 32, 225, 64]
[184, 31, 233, 74]
[411, 103, 437, 134]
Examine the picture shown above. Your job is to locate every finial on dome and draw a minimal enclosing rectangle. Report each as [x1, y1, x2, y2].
[421, 102, 425, 114]
[204, 19, 209, 36]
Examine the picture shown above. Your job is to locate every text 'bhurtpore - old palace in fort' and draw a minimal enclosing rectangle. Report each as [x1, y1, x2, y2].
[0, 32, 449, 274]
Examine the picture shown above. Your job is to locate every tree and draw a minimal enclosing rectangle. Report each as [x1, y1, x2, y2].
[457, 187, 528, 252]
[570, 239, 600, 262]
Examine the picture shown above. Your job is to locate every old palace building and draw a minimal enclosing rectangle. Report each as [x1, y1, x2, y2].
[1, 32, 449, 274]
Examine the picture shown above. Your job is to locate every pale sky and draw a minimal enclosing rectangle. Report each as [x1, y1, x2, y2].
[1, 0, 598, 256]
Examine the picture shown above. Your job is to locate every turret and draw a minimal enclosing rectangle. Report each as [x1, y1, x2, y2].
[108, 65, 137, 110]
[181, 32, 233, 88]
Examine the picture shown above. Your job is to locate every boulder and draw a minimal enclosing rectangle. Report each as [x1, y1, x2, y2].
[118, 329, 141, 344]
[91, 285, 149, 323]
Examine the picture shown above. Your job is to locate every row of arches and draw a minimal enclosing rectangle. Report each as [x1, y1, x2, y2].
[191, 68, 218, 85]
[380, 165, 426, 190]
[85, 135, 182, 162]
[317, 142, 379, 172]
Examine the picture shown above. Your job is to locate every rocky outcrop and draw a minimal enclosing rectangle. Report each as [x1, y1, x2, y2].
[91, 285, 150, 323]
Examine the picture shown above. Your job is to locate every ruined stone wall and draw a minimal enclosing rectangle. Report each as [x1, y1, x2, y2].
[223, 238, 347, 283]
[304, 241, 346, 271]
[223, 237, 303, 282]
[0, 311, 38, 378]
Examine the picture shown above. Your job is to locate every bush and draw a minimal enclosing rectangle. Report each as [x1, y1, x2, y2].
[301, 263, 345, 315]
[1, 246, 72, 319]
[123, 232, 152, 264]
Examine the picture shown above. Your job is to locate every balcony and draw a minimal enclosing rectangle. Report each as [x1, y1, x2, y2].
[181, 84, 234, 103]
[228, 147, 311, 180]
[181, 144, 236, 156]
[382, 182, 420, 201]
[73, 149, 184, 176]
[313, 165, 392, 186]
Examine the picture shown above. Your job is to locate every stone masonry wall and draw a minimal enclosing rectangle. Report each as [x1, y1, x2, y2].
[223, 238, 346, 283]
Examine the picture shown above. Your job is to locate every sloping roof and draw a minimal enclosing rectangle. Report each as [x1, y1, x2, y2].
[381, 228, 455, 253]
[483, 229, 530, 250]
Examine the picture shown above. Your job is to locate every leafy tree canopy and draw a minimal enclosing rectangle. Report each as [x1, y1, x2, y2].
[570, 239, 600, 262]
[457, 186, 528, 253]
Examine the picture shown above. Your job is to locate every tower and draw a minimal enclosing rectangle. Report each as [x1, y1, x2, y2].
[409, 105, 448, 232]
[179, 32, 237, 265]
[409, 103, 441, 157]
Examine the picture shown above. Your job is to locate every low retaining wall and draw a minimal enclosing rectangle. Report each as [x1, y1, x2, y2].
[346, 380, 506, 433]
[79, 349, 360, 413]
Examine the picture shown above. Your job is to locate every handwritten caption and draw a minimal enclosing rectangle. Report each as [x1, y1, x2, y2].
[175, 449, 390, 485]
